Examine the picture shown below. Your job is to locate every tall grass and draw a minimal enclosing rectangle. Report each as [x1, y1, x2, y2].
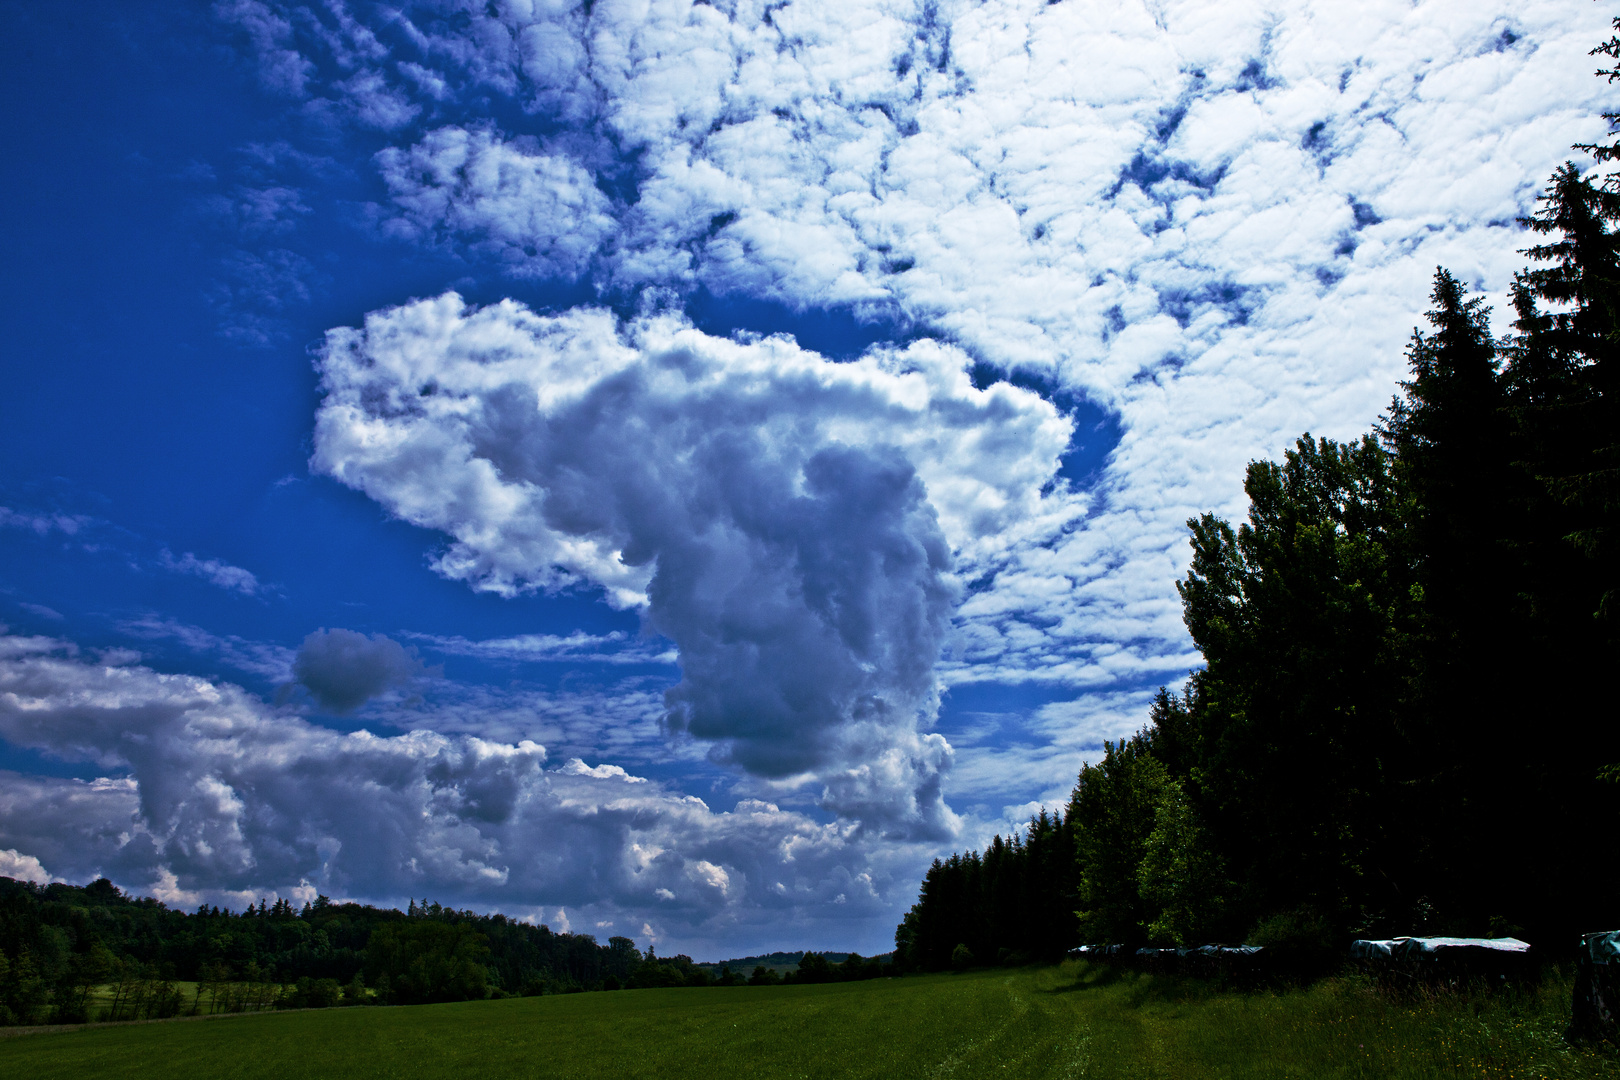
[3, 960, 1616, 1078]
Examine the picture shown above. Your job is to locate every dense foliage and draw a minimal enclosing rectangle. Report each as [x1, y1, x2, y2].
[0, 876, 715, 1024]
[0, 875, 898, 1024]
[896, 21, 1620, 969]
[894, 809, 1080, 970]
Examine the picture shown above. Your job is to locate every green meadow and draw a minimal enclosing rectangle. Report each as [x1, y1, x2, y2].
[4, 961, 1616, 1079]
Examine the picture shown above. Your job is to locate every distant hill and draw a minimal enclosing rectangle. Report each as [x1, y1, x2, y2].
[694, 951, 892, 975]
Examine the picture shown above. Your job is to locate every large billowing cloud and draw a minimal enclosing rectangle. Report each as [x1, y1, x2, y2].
[0, 634, 924, 951]
[312, 295, 1073, 836]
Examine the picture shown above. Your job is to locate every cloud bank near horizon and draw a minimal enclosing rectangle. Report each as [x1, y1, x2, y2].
[0, 634, 919, 949]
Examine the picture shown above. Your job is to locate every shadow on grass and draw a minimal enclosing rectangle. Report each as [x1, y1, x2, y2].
[1042, 961, 1229, 1007]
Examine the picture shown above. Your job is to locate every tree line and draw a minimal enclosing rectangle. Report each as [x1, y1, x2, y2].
[895, 18, 1620, 971]
[0, 875, 884, 1025]
[0, 872, 905, 1024]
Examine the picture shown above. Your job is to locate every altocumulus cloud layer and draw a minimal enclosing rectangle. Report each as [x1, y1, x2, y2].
[0, 0, 1603, 952]
[221, 0, 1610, 694]
[0, 636, 912, 946]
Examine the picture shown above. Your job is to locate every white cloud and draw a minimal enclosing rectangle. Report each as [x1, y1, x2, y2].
[312, 293, 1074, 836]
[411, 629, 678, 666]
[2, 510, 270, 600]
[337, 70, 421, 130]
[120, 615, 296, 682]
[0, 635, 933, 954]
[213, 0, 313, 97]
[194, 0, 1618, 935]
[361, 676, 677, 766]
[159, 549, 264, 596]
[376, 127, 617, 279]
[228, 0, 1611, 700]
[198, 184, 310, 236]
[0, 848, 50, 885]
[0, 506, 91, 536]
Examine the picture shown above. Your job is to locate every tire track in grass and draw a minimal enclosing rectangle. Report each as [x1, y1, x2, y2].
[1043, 990, 1093, 1080]
[926, 976, 1028, 1079]
[928, 973, 1101, 1080]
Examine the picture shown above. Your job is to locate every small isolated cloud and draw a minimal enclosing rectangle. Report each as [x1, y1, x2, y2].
[292, 628, 428, 713]
[337, 70, 420, 130]
[0, 848, 50, 884]
[0, 506, 91, 536]
[197, 184, 310, 236]
[2, 506, 275, 603]
[159, 549, 263, 596]
[416, 630, 677, 667]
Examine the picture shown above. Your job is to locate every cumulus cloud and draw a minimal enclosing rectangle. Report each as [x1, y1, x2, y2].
[0, 635, 930, 952]
[312, 293, 1073, 835]
[0, 848, 50, 885]
[291, 628, 428, 712]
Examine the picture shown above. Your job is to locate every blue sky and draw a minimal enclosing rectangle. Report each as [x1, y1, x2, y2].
[0, 0, 1607, 958]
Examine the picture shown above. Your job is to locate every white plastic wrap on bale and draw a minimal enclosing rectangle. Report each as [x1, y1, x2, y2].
[1396, 937, 1531, 958]
[1350, 939, 1402, 959]
[1352, 936, 1530, 960]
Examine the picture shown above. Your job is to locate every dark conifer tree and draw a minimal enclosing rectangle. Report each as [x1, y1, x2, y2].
[1378, 271, 1522, 926]
[894, 809, 1080, 970]
[1512, 164, 1620, 636]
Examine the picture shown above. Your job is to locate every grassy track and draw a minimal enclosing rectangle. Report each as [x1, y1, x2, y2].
[3, 961, 1617, 1079]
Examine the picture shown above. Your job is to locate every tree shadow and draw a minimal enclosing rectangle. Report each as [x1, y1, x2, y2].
[1043, 961, 1235, 1007]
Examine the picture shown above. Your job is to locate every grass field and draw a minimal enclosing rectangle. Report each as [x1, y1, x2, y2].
[4, 961, 1617, 1079]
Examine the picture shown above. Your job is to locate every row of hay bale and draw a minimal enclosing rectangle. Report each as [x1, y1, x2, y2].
[1347, 935, 1535, 984]
[1072, 931, 1620, 1046]
[1067, 936, 1535, 982]
[1067, 943, 1267, 978]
